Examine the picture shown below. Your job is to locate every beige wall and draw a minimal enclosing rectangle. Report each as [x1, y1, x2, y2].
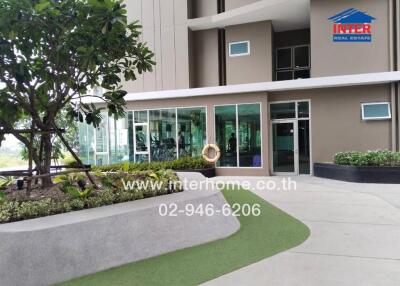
[190, 29, 220, 88]
[124, 0, 190, 92]
[269, 85, 393, 163]
[225, 21, 273, 85]
[225, 0, 260, 11]
[188, 0, 218, 18]
[124, 93, 270, 176]
[310, 0, 391, 77]
[97, 84, 393, 175]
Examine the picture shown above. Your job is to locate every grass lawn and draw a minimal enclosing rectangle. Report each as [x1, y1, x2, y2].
[59, 187, 310, 286]
[0, 154, 26, 168]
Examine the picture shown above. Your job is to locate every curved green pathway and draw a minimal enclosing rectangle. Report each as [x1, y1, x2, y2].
[59, 188, 310, 286]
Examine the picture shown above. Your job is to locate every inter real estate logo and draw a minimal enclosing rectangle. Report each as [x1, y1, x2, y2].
[328, 8, 376, 42]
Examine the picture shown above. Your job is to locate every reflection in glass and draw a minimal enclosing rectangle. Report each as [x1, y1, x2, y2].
[87, 124, 95, 165]
[134, 110, 148, 123]
[135, 154, 149, 163]
[135, 125, 148, 153]
[115, 118, 129, 163]
[128, 111, 134, 162]
[294, 46, 309, 68]
[270, 102, 296, 119]
[294, 69, 310, 79]
[272, 122, 295, 173]
[238, 104, 262, 167]
[109, 117, 116, 163]
[78, 123, 89, 164]
[276, 71, 293, 81]
[149, 109, 177, 161]
[95, 115, 108, 165]
[299, 120, 310, 174]
[215, 105, 237, 167]
[298, 101, 310, 118]
[177, 107, 206, 158]
[277, 48, 292, 69]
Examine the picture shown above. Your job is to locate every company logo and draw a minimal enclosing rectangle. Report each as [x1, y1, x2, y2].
[328, 8, 376, 42]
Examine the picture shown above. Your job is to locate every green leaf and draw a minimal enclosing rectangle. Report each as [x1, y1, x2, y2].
[34, 1, 51, 12]
[0, 191, 5, 204]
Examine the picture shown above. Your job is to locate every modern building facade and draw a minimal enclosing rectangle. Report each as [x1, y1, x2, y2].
[79, 0, 400, 176]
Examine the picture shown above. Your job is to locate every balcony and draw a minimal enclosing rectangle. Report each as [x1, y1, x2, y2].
[188, 0, 310, 33]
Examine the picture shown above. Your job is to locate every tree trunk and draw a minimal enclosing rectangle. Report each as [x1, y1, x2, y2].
[40, 133, 53, 187]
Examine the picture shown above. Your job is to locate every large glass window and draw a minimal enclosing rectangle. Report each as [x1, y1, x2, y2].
[276, 45, 310, 81]
[128, 111, 134, 162]
[113, 118, 129, 163]
[277, 48, 292, 69]
[135, 110, 148, 123]
[238, 104, 262, 167]
[134, 124, 149, 153]
[78, 123, 95, 165]
[177, 107, 206, 158]
[79, 107, 207, 166]
[95, 115, 109, 165]
[87, 124, 95, 165]
[215, 103, 262, 168]
[215, 105, 238, 167]
[110, 117, 129, 163]
[149, 109, 177, 162]
[270, 102, 296, 119]
[78, 123, 89, 164]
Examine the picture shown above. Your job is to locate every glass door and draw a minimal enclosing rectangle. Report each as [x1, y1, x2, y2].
[271, 120, 298, 175]
[133, 123, 150, 162]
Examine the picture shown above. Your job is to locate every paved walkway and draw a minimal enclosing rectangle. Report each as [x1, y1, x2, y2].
[202, 176, 400, 286]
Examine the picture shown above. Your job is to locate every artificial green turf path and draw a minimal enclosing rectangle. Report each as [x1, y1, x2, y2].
[59, 188, 310, 286]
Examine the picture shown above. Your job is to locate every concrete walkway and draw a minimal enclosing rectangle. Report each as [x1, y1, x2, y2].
[202, 176, 400, 286]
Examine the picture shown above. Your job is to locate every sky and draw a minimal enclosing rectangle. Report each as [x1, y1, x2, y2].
[1, 134, 21, 150]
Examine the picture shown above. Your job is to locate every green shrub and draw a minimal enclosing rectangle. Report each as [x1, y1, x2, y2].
[0, 176, 14, 190]
[68, 199, 86, 211]
[0, 168, 182, 224]
[66, 186, 93, 200]
[92, 157, 213, 173]
[15, 199, 53, 220]
[54, 173, 86, 193]
[114, 191, 136, 203]
[334, 150, 400, 166]
[0, 201, 17, 223]
[0, 191, 5, 205]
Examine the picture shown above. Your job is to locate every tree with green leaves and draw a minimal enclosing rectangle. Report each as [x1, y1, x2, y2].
[0, 0, 155, 186]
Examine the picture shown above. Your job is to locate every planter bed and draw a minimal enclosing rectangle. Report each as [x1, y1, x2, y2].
[314, 163, 400, 184]
[0, 173, 239, 286]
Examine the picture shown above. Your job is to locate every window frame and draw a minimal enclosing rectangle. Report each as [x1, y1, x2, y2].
[228, 41, 251, 57]
[361, 102, 392, 121]
[214, 102, 263, 169]
[275, 44, 311, 81]
[130, 106, 208, 163]
[269, 99, 312, 175]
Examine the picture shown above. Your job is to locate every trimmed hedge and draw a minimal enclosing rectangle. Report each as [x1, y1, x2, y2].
[334, 151, 400, 167]
[92, 156, 214, 172]
[0, 170, 182, 224]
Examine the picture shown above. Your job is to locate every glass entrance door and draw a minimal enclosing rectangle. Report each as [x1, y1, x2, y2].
[271, 121, 298, 175]
[134, 123, 150, 162]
